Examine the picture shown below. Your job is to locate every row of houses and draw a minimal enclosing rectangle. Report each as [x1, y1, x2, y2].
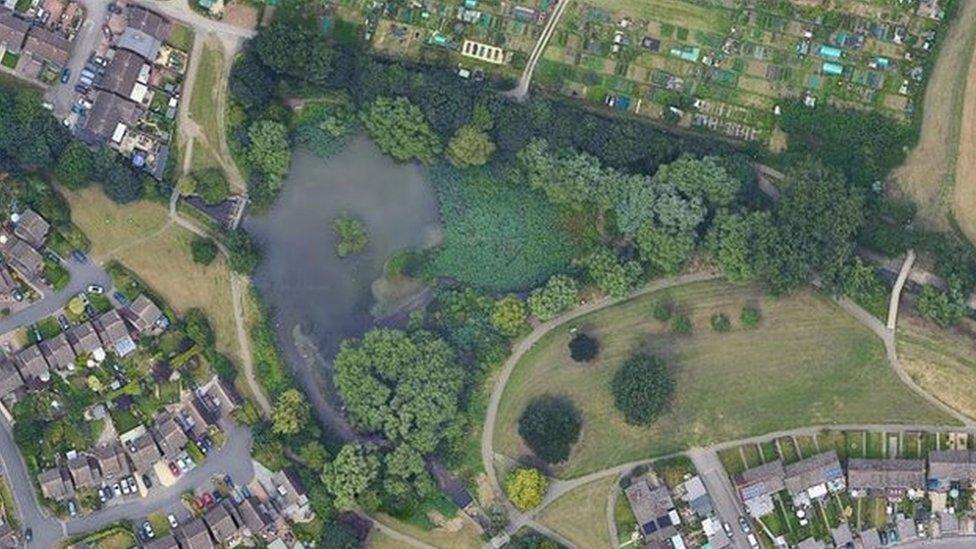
[37, 376, 240, 503]
[0, 6, 74, 82]
[625, 473, 733, 549]
[0, 208, 51, 293]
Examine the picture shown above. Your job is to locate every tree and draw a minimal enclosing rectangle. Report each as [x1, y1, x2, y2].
[568, 332, 599, 362]
[54, 142, 93, 189]
[916, 285, 968, 328]
[321, 443, 381, 511]
[652, 155, 741, 208]
[584, 249, 642, 298]
[505, 467, 548, 510]
[636, 223, 695, 274]
[183, 309, 215, 348]
[382, 444, 434, 505]
[611, 353, 673, 425]
[740, 307, 761, 328]
[190, 235, 218, 265]
[272, 389, 310, 435]
[710, 313, 731, 332]
[226, 230, 260, 274]
[255, 3, 335, 88]
[319, 520, 359, 549]
[528, 275, 579, 321]
[192, 168, 230, 205]
[491, 295, 527, 336]
[707, 211, 772, 282]
[517, 395, 582, 463]
[652, 301, 672, 322]
[447, 125, 496, 167]
[332, 212, 368, 257]
[93, 150, 143, 204]
[298, 441, 330, 471]
[247, 120, 291, 182]
[333, 329, 464, 453]
[670, 315, 692, 334]
[360, 97, 442, 164]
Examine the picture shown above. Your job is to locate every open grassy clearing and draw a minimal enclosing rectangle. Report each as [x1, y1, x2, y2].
[371, 514, 482, 549]
[495, 279, 955, 478]
[897, 313, 976, 420]
[188, 37, 226, 146]
[536, 476, 615, 548]
[954, 17, 976, 245]
[64, 187, 169, 258]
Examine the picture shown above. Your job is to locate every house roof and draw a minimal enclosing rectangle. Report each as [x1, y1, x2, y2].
[271, 469, 308, 507]
[0, 521, 19, 549]
[0, 360, 24, 398]
[78, 90, 144, 147]
[99, 49, 147, 100]
[928, 450, 976, 483]
[67, 454, 96, 489]
[0, 8, 29, 53]
[123, 294, 163, 332]
[832, 522, 853, 546]
[154, 412, 188, 456]
[203, 503, 239, 543]
[144, 534, 180, 549]
[859, 528, 883, 548]
[125, 432, 161, 471]
[624, 479, 675, 537]
[797, 538, 826, 549]
[847, 459, 926, 493]
[14, 345, 50, 382]
[39, 333, 76, 370]
[13, 208, 49, 248]
[784, 451, 844, 495]
[126, 5, 171, 42]
[94, 309, 136, 356]
[235, 498, 272, 537]
[117, 27, 161, 61]
[37, 467, 69, 501]
[0, 265, 14, 294]
[735, 460, 786, 501]
[67, 321, 103, 355]
[2, 235, 43, 277]
[178, 518, 215, 549]
[93, 442, 129, 478]
[23, 26, 70, 66]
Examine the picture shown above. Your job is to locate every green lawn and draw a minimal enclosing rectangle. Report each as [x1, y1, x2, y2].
[536, 476, 615, 549]
[188, 38, 226, 159]
[494, 280, 957, 478]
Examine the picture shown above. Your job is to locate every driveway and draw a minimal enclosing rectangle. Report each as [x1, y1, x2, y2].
[0, 257, 112, 338]
[46, 0, 110, 117]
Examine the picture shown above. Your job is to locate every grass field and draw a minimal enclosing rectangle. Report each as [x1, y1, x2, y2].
[64, 187, 169, 258]
[371, 514, 482, 549]
[494, 280, 956, 478]
[188, 38, 226, 147]
[898, 313, 976, 420]
[536, 476, 615, 548]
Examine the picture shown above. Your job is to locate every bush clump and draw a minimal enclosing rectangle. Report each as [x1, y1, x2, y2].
[568, 332, 599, 362]
[740, 307, 761, 328]
[611, 353, 674, 426]
[505, 467, 548, 510]
[710, 313, 730, 332]
[670, 315, 692, 334]
[333, 212, 369, 258]
[517, 395, 582, 464]
[652, 301, 672, 322]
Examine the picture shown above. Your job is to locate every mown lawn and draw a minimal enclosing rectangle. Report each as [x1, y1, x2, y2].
[188, 38, 226, 149]
[897, 313, 976, 420]
[495, 280, 957, 478]
[65, 187, 169, 258]
[536, 476, 615, 548]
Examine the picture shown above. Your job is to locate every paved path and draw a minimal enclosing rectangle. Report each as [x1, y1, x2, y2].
[888, 250, 916, 330]
[505, 0, 570, 101]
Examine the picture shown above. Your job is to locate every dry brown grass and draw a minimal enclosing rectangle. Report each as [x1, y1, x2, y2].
[64, 187, 169, 258]
[536, 476, 616, 548]
[953, 20, 976, 245]
[371, 514, 483, 549]
[890, 0, 976, 231]
[898, 313, 976, 420]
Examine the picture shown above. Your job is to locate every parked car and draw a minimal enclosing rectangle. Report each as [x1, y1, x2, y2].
[142, 521, 154, 539]
[722, 522, 733, 537]
[747, 533, 759, 549]
[738, 516, 751, 534]
[167, 514, 179, 528]
[200, 493, 214, 508]
[71, 250, 88, 263]
[60, 68, 70, 83]
[87, 284, 104, 294]
[177, 458, 190, 473]
[112, 483, 121, 497]
[120, 478, 130, 494]
[142, 473, 153, 489]
[11, 288, 22, 302]
[74, 84, 87, 93]
[168, 461, 181, 477]
[24, 529, 31, 542]
[57, 315, 70, 331]
[99, 489, 106, 503]
[68, 500, 77, 516]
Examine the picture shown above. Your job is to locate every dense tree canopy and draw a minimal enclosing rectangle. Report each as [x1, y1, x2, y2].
[360, 97, 442, 164]
[611, 353, 674, 426]
[568, 332, 599, 362]
[192, 168, 230, 205]
[255, 1, 336, 89]
[447, 125, 496, 168]
[321, 442, 381, 511]
[518, 395, 582, 464]
[333, 329, 464, 453]
[584, 249, 643, 297]
[272, 389, 311, 435]
[190, 236, 218, 265]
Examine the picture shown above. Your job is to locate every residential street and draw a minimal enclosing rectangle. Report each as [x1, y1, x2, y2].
[688, 448, 752, 549]
[46, 0, 109, 116]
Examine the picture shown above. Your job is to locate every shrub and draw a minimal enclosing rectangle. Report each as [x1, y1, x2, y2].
[505, 468, 548, 510]
[190, 236, 218, 265]
[671, 315, 692, 334]
[568, 332, 599, 362]
[528, 275, 579, 321]
[192, 168, 230, 205]
[491, 295, 527, 336]
[710, 313, 730, 332]
[611, 353, 674, 426]
[517, 395, 582, 464]
[652, 301, 672, 322]
[740, 307, 761, 328]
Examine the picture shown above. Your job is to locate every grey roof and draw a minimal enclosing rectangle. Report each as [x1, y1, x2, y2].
[144, 534, 180, 549]
[235, 498, 272, 537]
[125, 432, 161, 471]
[847, 459, 926, 494]
[116, 27, 161, 62]
[2, 235, 43, 277]
[154, 412, 188, 457]
[39, 332, 76, 370]
[66, 321, 103, 355]
[203, 503, 239, 543]
[67, 455, 96, 489]
[37, 467, 69, 501]
[928, 450, 976, 483]
[896, 515, 917, 541]
[735, 460, 786, 501]
[0, 360, 24, 398]
[92, 442, 129, 479]
[178, 518, 215, 549]
[797, 538, 826, 549]
[126, 5, 171, 42]
[13, 208, 48, 248]
[832, 522, 853, 546]
[79, 91, 143, 146]
[14, 345, 49, 382]
[624, 478, 675, 538]
[0, 8, 29, 53]
[859, 528, 883, 548]
[23, 26, 70, 66]
[784, 451, 844, 495]
[94, 309, 136, 356]
[123, 294, 162, 332]
[98, 49, 146, 99]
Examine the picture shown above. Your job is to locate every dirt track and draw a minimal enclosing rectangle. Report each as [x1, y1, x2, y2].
[953, 7, 976, 245]
[891, 0, 976, 232]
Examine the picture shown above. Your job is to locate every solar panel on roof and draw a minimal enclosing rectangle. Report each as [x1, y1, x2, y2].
[642, 521, 658, 534]
[657, 515, 672, 528]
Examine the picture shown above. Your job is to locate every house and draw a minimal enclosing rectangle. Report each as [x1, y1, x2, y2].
[236, 498, 273, 540]
[896, 515, 917, 542]
[784, 451, 846, 506]
[859, 528, 883, 548]
[126, 5, 171, 42]
[269, 469, 312, 523]
[153, 411, 188, 457]
[203, 376, 241, 416]
[797, 538, 826, 549]
[204, 502, 241, 546]
[177, 518, 216, 549]
[0, 360, 24, 400]
[847, 459, 926, 499]
[78, 91, 144, 147]
[178, 400, 211, 438]
[125, 432, 161, 472]
[67, 454, 97, 489]
[37, 467, 71, 501]
[832, 522, 853, 547]
[0, 8, 29, 55]
[677, 476, 713, 518]
[98, 49, 150, 103]
[39, 333, 77, 371]
[116, 26, 162, 61]
[144, 534, 180, 549]
[0, 266, 16, 301]
[23, 26, 70, 68]
[14, 345, 50, 383]
[92, 442, 129, 479]
[12, 208, 49, 249]
[734, 460, 786, 517]
[0, 522, 19, 549]
[122, 294, 164, 334]
[928, 450, 976, 491]
[624, 478, 680, 540]
[1, 235, 44, 279]
[94, 309, 136, 357]
[66, 321, 104, 356]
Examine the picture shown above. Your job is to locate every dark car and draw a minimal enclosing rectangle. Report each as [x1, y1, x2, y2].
[24, 529, 31, 542]
[113, 291, 129, 306]
[60, 68, 70, 84]
[142, 474, 153, 489]
[71, 250, 88, 263]
[74, 83, 87, 93]
[57, 315, 70, 331]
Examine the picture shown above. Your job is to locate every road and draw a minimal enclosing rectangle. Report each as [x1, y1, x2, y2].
[0, 257, 112, 337]
[505, 0, 569, 101]
[688, 449, 752, 549]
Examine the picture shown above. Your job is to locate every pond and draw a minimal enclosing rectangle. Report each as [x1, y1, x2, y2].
[244, 135, 441, 437]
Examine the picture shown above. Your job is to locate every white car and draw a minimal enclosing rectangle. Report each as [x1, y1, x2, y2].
[747, 533, 759, 549]
[113, 483, 121, 497]
[87, 284, 104, 294]
[168, 514, 179, 529]
[120, 479, 130, 494]
[177, 458, 190, 473]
